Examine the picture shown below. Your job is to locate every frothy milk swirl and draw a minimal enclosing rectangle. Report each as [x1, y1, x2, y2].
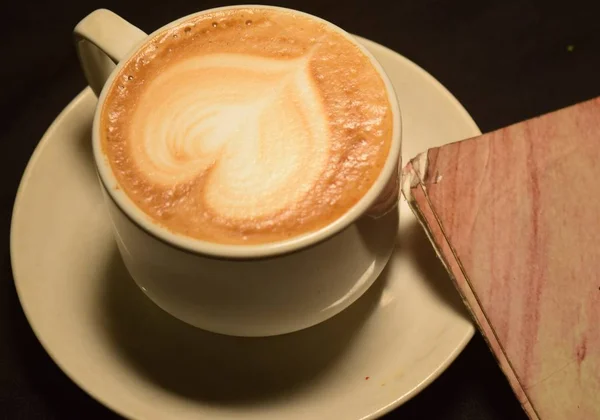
[131, 52, 328, 219]
[102, 7, 394, 244]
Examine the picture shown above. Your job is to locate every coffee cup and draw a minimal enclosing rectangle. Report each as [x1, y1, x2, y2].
[74, 5, 402, 336]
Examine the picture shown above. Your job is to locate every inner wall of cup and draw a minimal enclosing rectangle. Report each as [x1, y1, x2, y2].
[92, 4, 402, 258]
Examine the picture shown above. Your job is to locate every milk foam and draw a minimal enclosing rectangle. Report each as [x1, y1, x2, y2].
[101, 7, 394, 244]
[131, 52, 328, 219]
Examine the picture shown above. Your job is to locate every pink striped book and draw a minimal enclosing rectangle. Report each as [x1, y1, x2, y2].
[402, 97, 600, 419]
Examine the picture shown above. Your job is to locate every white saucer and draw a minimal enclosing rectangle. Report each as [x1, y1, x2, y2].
[11, 37, 480, 420]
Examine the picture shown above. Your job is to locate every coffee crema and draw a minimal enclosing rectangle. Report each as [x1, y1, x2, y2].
[101, 7, 393, 245]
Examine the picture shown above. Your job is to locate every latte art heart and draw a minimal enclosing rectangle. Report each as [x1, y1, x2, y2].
[101, 7, 394, 244]
[131, 53, 329, 219]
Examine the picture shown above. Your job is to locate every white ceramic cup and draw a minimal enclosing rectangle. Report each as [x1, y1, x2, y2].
[74, 6, 402, 337]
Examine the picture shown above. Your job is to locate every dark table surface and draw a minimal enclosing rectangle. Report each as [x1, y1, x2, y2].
[2, 0, 599, 418]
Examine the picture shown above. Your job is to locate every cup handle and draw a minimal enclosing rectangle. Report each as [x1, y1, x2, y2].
[74, 9, 147, 96]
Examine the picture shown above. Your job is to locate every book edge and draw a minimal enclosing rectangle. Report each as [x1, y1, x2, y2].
[401, 155, 539, 420]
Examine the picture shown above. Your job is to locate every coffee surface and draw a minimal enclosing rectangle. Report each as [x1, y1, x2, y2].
[101, 7, 393, 245]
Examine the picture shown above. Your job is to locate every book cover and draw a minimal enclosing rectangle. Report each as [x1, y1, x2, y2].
[402, 97, 600, 419]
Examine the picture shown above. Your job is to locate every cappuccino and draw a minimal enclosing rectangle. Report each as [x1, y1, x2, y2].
[101, 6, 394, 245]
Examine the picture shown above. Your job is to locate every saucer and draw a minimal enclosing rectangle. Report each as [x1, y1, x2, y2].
[11, 37, 480, 419]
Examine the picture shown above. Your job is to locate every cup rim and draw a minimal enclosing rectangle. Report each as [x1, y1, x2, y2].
[92, 4, 402, 259]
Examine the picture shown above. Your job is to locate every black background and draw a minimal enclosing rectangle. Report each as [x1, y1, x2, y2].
[2, 0, 599, 418]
